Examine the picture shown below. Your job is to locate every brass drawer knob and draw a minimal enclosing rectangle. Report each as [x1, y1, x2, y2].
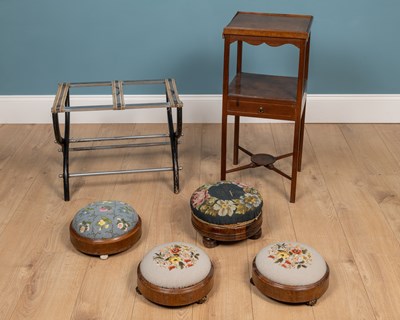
[259, 106, 264, 113]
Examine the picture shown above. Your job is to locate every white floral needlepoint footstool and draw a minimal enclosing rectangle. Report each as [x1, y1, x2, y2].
[190, 181, 263, 248]
[136, 242, 214, 306]
[251, 241, 330, 305]
[70, 200, 142, 259]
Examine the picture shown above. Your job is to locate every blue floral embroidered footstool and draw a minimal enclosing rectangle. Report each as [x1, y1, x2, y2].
[70, 200, 142, 259]
[190, 181, 263, 248]
[251, 241, 330, 305]
[136, 242, 214, 306]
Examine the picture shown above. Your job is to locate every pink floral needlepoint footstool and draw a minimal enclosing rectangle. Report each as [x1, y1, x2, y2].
[136, 242, 214, 306]
[190, 181, 263, 248]
[251, 241, 330, 305]
[70, 200, 142, 259]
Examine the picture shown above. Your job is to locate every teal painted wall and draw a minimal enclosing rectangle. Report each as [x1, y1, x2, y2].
[0, 0, 399, 94]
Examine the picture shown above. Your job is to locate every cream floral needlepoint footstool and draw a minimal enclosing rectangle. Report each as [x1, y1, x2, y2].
[136, 242, 214, 306]
[70, 200, 142, 259]
[190, 181, 263, 248]
[251, 241, 330, 305]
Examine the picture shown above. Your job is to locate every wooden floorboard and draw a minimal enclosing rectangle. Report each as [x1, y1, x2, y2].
[308, 124, 400, 320]
[0, 123, 399, 320]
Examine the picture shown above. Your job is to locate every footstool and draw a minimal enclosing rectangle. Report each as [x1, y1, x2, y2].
[190, 181, 263, 248]
[251, 241, 329, 305]
[136, 242, 214, 306]
[70, 200, 142, 259]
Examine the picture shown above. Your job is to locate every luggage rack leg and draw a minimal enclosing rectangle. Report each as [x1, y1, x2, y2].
[63, 111, 71, 201]
[167, 106, 180, 193]
[52, 96, 71, 201]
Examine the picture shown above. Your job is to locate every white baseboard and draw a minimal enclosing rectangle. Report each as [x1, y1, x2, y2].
[1, 94, 399, 123]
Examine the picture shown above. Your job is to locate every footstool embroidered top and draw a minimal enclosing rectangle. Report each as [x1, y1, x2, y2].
[70, 200, 142, 258]
[71, 201, 139, 238]
[139, 242, 212, 288]
[252, 241, 330, 305]
[190, 181, 263, 225]
[137, 242, 214, 306]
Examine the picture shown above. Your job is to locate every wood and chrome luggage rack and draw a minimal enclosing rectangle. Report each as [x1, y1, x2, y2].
[51, 79, 183, 201]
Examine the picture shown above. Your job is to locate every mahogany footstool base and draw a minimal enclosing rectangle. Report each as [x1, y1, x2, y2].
[70, 200, 142, 259]
[191, 214, 262, 248]
[190, 181, 263, 248]
[251, 241, 329, 305]
[136, 242, 214, 307]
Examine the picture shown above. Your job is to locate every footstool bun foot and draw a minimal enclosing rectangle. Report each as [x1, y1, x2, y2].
[70, 201, 142, 258]
[252, 241, 329, 305]
[203, 237, 218, 248]
[190, 181, 263, 247]
[249, 228, 262, 240]
[137, 242, 214, 307]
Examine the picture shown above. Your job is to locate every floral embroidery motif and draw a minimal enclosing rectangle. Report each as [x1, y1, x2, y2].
[116, 218, 130, 231]
[191, 188, 210, 208]
[99, 205, 112, 212]
[191, 181, 262, 217]
[97, 217, 112, 231]
[78, 221, 91, 233]
[153, 244, 200, 271]
[267, 243, 313, 269]
[213, 199, 236, 216]
[80, 207, 95, 215]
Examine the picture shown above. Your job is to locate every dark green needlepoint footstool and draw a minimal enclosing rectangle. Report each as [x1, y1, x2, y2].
[251, 241, 330, 305]
[190, 181, 263, 248]
[70, 200, 142, 259]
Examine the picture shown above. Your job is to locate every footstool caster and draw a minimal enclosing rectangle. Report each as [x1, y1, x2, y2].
[251, 241, 329, 305]
[137, 242, 214, 307]
[70, 201, 142, 258]
[196, 296, 208, 304]
[306, 299, 318, 306]
[190, 181, 263, 248]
